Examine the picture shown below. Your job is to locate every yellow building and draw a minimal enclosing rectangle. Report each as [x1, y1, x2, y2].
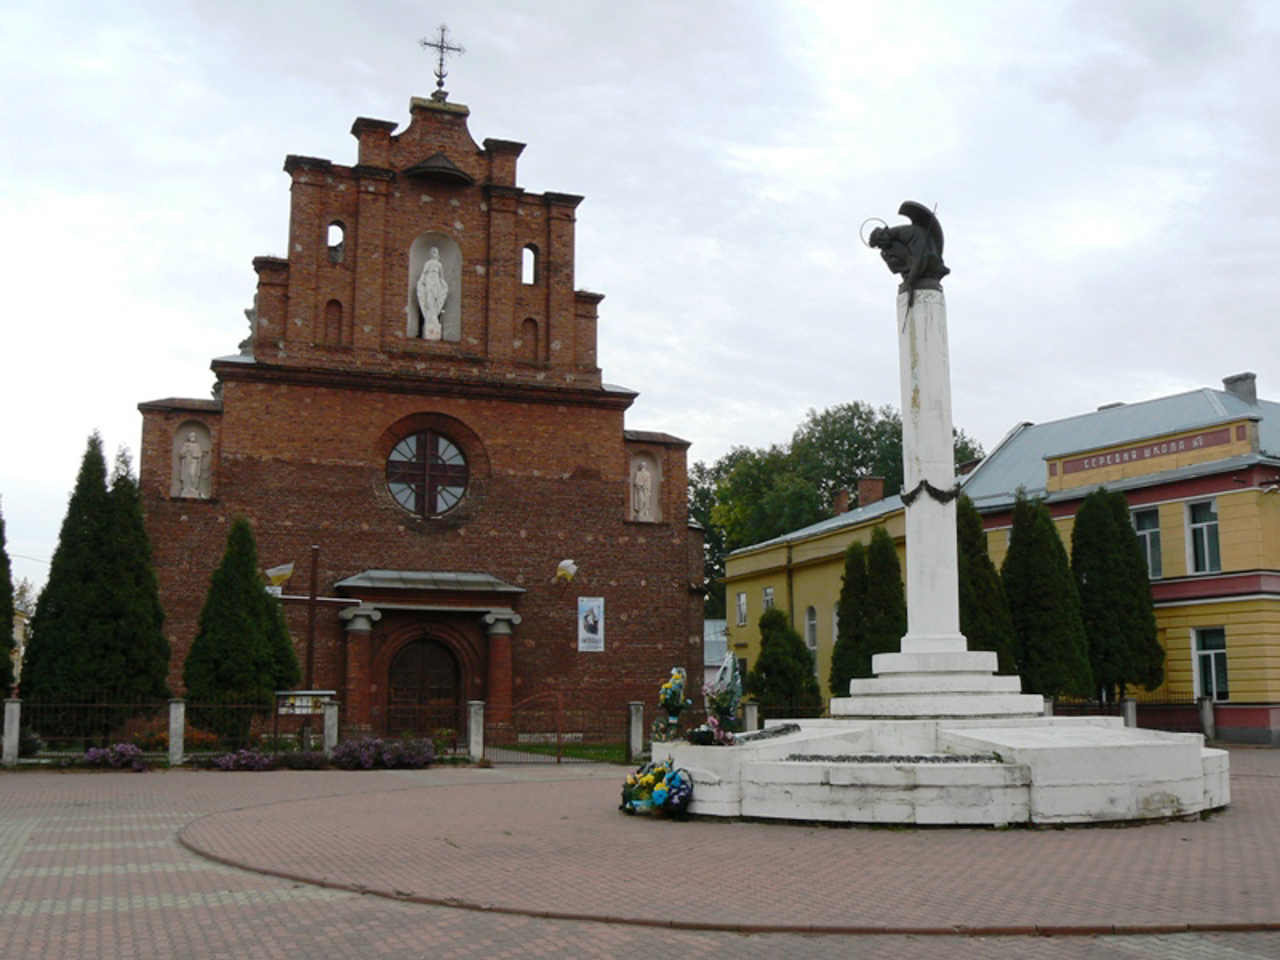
[725, 373, 1280, 744]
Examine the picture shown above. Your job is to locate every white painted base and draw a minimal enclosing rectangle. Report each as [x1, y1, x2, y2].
[666, 715, 1229, 826]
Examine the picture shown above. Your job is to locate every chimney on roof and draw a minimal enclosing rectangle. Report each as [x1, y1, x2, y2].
[857, 476, 885, 508]
[831, 488, 850, 515]
[1224, 372, 1257, 405]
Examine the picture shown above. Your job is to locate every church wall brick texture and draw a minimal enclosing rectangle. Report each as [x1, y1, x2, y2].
[137, 93, 702, 739]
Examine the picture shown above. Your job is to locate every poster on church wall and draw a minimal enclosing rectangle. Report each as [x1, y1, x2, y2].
[578, 597, 604, 652]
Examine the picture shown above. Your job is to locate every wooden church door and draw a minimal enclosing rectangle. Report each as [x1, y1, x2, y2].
[386, 638, 462, 738]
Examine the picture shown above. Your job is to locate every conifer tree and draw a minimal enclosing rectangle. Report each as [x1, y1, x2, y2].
[1001, 493, 1092, 698]
[862, 525, 907, 674]
[102, 452, 171, 702]
[184, 517, 300, 742]
[0, 504, 16, 694]
[746, 607, 823, 717]
[956, 495, 1016, 673]
[828, 540, 868, 696]
[1071, 488, 1164, 701]
[22, 440, 172, 735]
[24, 435, 115, 707]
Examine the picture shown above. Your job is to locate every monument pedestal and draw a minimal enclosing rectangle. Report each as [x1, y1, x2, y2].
[668, 716, 1229, 825]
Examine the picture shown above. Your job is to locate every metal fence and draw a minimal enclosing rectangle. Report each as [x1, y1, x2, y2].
[1052, 692, 1202, 733]
[484, 692, 628, 764]
[10, 692, 325, 762]
[16, 693, 171, 759]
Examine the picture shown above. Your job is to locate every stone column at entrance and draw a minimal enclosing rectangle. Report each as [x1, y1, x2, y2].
[482, 611, 521, 725]
[340, 604, 382, 737]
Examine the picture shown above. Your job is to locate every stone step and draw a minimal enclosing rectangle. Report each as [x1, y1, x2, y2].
[830, 692, 1045, 719]
[846, 673, 1024, 697]
[872, 650, 999, 675]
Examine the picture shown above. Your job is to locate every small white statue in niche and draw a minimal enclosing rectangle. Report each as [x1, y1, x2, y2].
[416, 247, 448, 340]
[178, 432, 208, 499]
[632, 460, 654, 522]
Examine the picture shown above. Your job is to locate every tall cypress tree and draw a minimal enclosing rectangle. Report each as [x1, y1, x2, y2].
[1001, 493, 1092, 698]
[24, 434, 115, 706]
[0, 503, 16, 695]
[184, 517, 300, 742]
[21, 440, 171, 737]
[746, 607, 823, 717]
[1071, 488, 1164, 701]
[956, 495, 1016, 673]
[828, 540, 868, 696]
[862, 525, 907, 675]
[103, 452, 171, 702]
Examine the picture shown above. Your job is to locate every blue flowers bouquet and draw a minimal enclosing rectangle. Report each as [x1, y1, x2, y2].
[620, 758, 694, 817]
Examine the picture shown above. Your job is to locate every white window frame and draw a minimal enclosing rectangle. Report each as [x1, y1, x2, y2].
[1131, 507, 1162, 579]
[1194, 627, 1229, 702]
[1186, 499, 1221, 574]
[762, 587, 774, 611]
[735, 591, 747, 627]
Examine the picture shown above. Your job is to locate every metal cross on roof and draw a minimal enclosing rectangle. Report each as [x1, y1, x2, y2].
[419, 24, 464, 102]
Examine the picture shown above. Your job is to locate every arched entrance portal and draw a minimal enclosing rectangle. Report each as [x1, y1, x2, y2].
[386, 638, 462, 738]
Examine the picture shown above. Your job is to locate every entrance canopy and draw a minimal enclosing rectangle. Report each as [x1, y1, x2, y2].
[335, 569, 525, 615]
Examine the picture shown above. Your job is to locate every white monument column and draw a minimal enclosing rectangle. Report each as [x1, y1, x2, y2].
[835, 201, 1039, 714]
[896, 286, 965, 654]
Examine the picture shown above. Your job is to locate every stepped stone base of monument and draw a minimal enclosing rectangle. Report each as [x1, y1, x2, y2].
[667, 706, 1230, 826]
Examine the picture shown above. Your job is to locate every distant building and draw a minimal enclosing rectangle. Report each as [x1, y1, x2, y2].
[136, 89, 702, 738]
[725, 373, 1280, 745]
[703, 619, 727, 687]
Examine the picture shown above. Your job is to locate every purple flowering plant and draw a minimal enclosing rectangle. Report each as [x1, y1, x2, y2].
[82, 743, 148, 772]
[330, 737, 435, 770]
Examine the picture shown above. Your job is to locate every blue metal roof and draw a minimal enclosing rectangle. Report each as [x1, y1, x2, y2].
[962, 384, 1280, 511]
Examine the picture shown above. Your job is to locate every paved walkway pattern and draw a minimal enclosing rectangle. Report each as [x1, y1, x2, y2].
[1, 748, 1278, 959]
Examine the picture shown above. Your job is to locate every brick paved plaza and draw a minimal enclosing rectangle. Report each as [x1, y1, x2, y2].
[2, 748, 1279, 959]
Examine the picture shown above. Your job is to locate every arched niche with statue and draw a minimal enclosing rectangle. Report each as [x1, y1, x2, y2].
[406, 232, 461, 342]
[171, 420, 212, 499]
[629, 452, 661, 523]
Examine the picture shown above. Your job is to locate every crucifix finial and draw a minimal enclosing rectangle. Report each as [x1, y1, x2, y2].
[419, 24, 465, 102]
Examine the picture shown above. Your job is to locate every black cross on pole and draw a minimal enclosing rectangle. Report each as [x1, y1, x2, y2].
[420, 24, 464, 101]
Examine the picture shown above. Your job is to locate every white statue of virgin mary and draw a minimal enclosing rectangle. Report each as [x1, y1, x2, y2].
[416, 247, 448, 340]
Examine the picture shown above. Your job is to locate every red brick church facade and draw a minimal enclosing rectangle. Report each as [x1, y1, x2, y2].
[137, 91, 703, 738]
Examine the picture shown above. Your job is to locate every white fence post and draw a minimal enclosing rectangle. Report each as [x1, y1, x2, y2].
[323, 700, 339, 757]
[2, 699, 20, 766]
[742, 702, 759, 732]
[1122, 697, 1138, 728]
[468, 700, 485, 761]
[1198, 697, 1216, 740]
[168, 699, 185, 767]
[627, 701, 645, 762]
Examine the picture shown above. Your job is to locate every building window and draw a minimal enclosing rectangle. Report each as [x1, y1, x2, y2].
[762, 587, 774, 611]
[1187, 500, 1221, 574]
[1132, 507, 1162, 579]
[805, 606, 818, 675]
[522, 244, 538, 284]
[1195, 628, 1228, 701]
[735, 591, 747, 626]
[386, 431, 469, 517]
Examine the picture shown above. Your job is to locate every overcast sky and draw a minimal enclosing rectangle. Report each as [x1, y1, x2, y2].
[4, 0, 1280, 589]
